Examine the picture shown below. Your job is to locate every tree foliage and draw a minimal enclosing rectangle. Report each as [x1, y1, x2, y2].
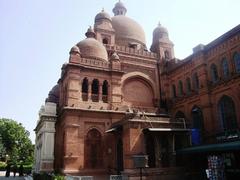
[0, 118, 34, 164]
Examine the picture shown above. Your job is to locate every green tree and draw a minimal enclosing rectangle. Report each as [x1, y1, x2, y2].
[0, 118, 34, 164]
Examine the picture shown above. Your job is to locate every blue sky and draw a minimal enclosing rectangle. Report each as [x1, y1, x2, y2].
[0, 0, 239, 143]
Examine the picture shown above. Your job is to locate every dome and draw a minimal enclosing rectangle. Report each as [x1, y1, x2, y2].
[95, 9, 111, 23]
[69, 45, 80, 54]
[152, 23, 169, 42]
[46, 84, 59, 104]
[112, 15, 146, 46]
[77, 38, 108, 61]
[113, 1, 127, 15]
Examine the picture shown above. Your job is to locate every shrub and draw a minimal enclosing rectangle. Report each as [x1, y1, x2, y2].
[0, 161, 6, 170]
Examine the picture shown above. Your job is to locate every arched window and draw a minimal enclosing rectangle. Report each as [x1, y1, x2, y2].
[82, 78, 88, 101]
[102, 80, 108, 103]
[175, 111, 185, 122]
[233, 52, 240, 73]
[186, 77, 191, 94]
[192, 73, 199, 91]
[178, 80, 183, 96]
[164, 50, 170, 59]
[218, 95, 238, 130]
[102, 38, 108, 45]
[172, 84, 176, 98]
[92, 79, 99, 102]
[84, 129, 102, 168]
[210, 63, 219, 83]
[222, 58, 229, 78]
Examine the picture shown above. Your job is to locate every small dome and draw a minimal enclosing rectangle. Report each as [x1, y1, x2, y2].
[95, 9, 111, 23]
[112, 15, 146, 47]
[152, 23, 169, 41]
[46, 85, 59, 104]
[111, 52, 120, 60]
[77, 38, 108, 61]
[70, 45, 80, 54]
[113, 1, 127, 16]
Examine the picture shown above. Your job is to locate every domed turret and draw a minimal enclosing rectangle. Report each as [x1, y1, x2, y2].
[76, 27, 108, 61]
[69, 45, 80, 55]
[85, 26, 96, 38]
[113, 0, 127, 16]
[150, 22, 174, 57]
[95, 9, 111, 23]
[46, 84, 59, 104]
[152, 23, 169, 45]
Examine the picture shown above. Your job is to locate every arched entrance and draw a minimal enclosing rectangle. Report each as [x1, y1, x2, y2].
[84, 129, 103, 168]
[145, 134, 156, 168]
[191, 106, 204, 145]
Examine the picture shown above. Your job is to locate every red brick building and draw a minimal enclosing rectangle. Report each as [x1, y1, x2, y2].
[35, 1, 240, 179]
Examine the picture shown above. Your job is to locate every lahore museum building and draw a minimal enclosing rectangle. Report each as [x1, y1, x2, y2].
[34, 1, 240, 179]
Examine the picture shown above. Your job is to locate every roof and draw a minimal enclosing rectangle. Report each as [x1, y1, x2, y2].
[177, 141, 240, 154]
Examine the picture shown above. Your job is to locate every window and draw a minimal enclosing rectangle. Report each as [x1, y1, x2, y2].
[164, 50, 170, 59]
[82, 78, 88, 101]
[222, 58, 229, 78]
[192, 73, 199, 91]
[233, 52, 240, 73]
[175, 111, 185, 122]
[178, 80, 183, 96]
[172, 84, 176, 98]
[92, 79, 99, 102]
[218, 95, 238, 130]
[186, 77, 191, 94]
[102, 38, 108, 45]
[102, 80, 108, 103]
[210, 63, 219, 83]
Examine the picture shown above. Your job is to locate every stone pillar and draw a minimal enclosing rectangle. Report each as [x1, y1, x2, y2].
[79, 80, 82, 102]
[88, 82, 92, 102]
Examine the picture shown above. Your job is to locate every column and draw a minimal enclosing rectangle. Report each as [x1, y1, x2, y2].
[88, 81, 92, 102]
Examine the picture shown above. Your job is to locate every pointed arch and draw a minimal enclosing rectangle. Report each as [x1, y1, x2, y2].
[221, 57, 229, 78]
[191, 106, 204, 130]
[218, 95, 238, 130]
[186, 77, 191, 94]
[82, 77, 88, 101]
[92, 79, 99, 102]
[192, 73, 199, 91]
[233, 52, 240, 73]
[210, 63, 219, 83]
[84, 128, 103, 168]
[102, 80, 108, 103]
[178, 80, 183, 96]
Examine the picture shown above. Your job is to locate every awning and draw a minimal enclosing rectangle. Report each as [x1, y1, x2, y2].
[105, 128, 117, 133]
[177, 141, 240, 154]
[144, 128, 191, 132]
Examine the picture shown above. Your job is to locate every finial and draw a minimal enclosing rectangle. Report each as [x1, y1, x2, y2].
[158, 22, 161, 26]
[102, 8, 104, 12]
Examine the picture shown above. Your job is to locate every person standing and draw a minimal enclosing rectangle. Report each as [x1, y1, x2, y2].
[19, 164, 24, 176]
[5, 163, 11, 177]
